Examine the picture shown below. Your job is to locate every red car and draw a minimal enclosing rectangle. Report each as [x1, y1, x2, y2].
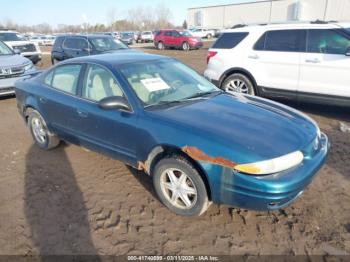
[154, 29, 203, 51]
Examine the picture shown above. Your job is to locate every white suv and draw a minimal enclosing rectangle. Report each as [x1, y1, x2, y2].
[0, 30, 42, 64]
[204, 22, 350, 106]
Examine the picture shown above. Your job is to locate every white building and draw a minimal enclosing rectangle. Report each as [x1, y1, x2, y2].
[187, 0, 350, 29]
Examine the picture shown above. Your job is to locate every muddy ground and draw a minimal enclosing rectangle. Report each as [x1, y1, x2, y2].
[0, 43, 349, 257]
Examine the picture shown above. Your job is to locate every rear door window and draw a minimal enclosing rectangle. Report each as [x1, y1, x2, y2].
[254, 30, 306, 52]
[63, 37, 88, 50]
[307, 29, 350, 55]
[45, 64, 82, 95]
[212, 32, 248, 49]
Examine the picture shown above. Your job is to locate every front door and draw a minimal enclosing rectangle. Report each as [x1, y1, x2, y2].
[73, 63, 138, 164]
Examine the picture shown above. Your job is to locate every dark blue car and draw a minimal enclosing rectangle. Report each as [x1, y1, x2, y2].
[15, 52, 329, 216]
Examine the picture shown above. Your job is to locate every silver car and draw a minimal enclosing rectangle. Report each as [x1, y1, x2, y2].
[0, 41, 37, 97]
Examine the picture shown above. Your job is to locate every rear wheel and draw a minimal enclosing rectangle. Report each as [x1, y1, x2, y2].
[157, 41, 165, 50]
[27, 110, 60, 150]
[153, 156, 210, 216]
[222, 73, 255, 95]
[182, 42, 190, 51]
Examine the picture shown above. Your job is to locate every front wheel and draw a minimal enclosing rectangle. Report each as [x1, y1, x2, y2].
[153, 156, 210, 216]
[222, 73, 255, 95]
[28, 110, 60, 150]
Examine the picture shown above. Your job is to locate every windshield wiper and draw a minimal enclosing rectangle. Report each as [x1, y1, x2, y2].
[184, 90, 222, 100]
[144, 100, 185, 108]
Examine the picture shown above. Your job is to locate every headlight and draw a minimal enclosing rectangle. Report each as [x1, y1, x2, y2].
[234, 151, 304, 175]
[24, 63, 34, 71]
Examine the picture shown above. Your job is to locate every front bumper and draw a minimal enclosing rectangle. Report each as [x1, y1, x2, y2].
[0, 69, 37, 96]
[211, 133, 329, 211]
[190, 42, 203, 49]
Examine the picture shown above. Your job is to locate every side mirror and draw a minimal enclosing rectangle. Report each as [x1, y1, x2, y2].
[345, 47, 350, 56]
[98, 96, 131, 111]
[13, 49, 21, 55]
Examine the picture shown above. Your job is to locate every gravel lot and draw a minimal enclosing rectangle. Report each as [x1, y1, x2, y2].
[0, 42, 349, 257]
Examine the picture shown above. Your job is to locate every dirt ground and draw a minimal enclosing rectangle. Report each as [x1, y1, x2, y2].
[0, 43, 350, 257]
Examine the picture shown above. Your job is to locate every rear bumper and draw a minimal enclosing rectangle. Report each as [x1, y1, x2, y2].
[213, 133, 329, 211]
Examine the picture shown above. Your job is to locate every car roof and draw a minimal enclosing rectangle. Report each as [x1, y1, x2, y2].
[223, 21, 350, 33]
[56, 34, 113, 39]
[62, 52, 170, 66]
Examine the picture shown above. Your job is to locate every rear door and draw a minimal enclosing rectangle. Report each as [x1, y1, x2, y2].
[40, 64, 84, 142]
[298, 28, 350, 100]
[163, 31, 174, 46]
[62, 37, 90, 59]
[247, 29, 306, 98]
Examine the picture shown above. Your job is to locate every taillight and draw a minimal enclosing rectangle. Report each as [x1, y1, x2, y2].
[207, 51, 217, 64]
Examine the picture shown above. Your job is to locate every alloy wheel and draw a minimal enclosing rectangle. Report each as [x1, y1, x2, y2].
[225, 79, 251, 94]
[160, 168, 197, 209]
[31, 116, 47, 144]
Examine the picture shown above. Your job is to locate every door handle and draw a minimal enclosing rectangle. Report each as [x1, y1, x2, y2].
[77, 109, 88, 118]
[305, 58, 321, 63]
[39, 97, 47, 104]
[248, 54, 259, 59]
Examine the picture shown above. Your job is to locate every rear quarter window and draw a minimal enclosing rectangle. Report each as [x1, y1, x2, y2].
[212, 32, 248, 49]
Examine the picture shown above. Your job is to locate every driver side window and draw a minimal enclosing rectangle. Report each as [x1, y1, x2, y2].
[82, 64, 124, 102]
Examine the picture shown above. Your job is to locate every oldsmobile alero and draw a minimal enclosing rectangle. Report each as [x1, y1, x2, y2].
[15, 52, 329, 216]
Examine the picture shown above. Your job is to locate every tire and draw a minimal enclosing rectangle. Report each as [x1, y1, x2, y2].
[221, 73, 255, 95]
[182, 42, 190, 51]
[206, 34, 212, 39]
[51, 58, 59, 65]
[27, 110, 60, 150]
[153, 156, 210, 216]
[157, 41, 165, 50]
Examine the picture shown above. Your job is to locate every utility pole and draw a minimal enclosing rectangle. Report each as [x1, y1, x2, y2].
[268, 0, 273, 23]
[323, 0, 329, 20]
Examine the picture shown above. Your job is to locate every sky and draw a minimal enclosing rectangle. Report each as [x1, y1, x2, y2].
[0, 0, 263, 27]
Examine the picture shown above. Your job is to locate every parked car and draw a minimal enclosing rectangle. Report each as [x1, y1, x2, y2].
[0, 30, 42, 64]
[190, 28, 216, 39]
[139, 31, 154, 43]
[15, 52, 329, 216]
[30, 35, 55, 46]
[50, 34, 130, 64]
[120, 32, 134, 45]
[205, 21, 350, 107]
[0, 40, 37, 96]
[154, 29, 203, 51]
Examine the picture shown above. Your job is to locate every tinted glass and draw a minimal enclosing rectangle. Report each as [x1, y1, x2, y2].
[307, 29, 350, 55]
[0, 32, 24, 41]
[164, 31, 172, 36]
[89, 37, 127, 52]
[264, 30, 306, 52]
[212, 32, 248, 49]
[119, 59, 219, 106]
[53, 36, 65, 49]
[253, 33, 266, 50]
[64, 37, 88, 49]
[50, 65, 81, 94]
[82, 64, 123, 101]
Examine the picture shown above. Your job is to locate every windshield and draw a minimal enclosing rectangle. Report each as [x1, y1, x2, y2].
[89, 37, 128, 51]
[119, 59, 220, 107]
[0, 41, 13, 55]
[179, 31, 193, 37]
[0, 32, 24, 41]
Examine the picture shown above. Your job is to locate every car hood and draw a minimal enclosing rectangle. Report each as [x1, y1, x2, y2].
[0, 54, 31, 67]
[148, 93, 318, 160]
